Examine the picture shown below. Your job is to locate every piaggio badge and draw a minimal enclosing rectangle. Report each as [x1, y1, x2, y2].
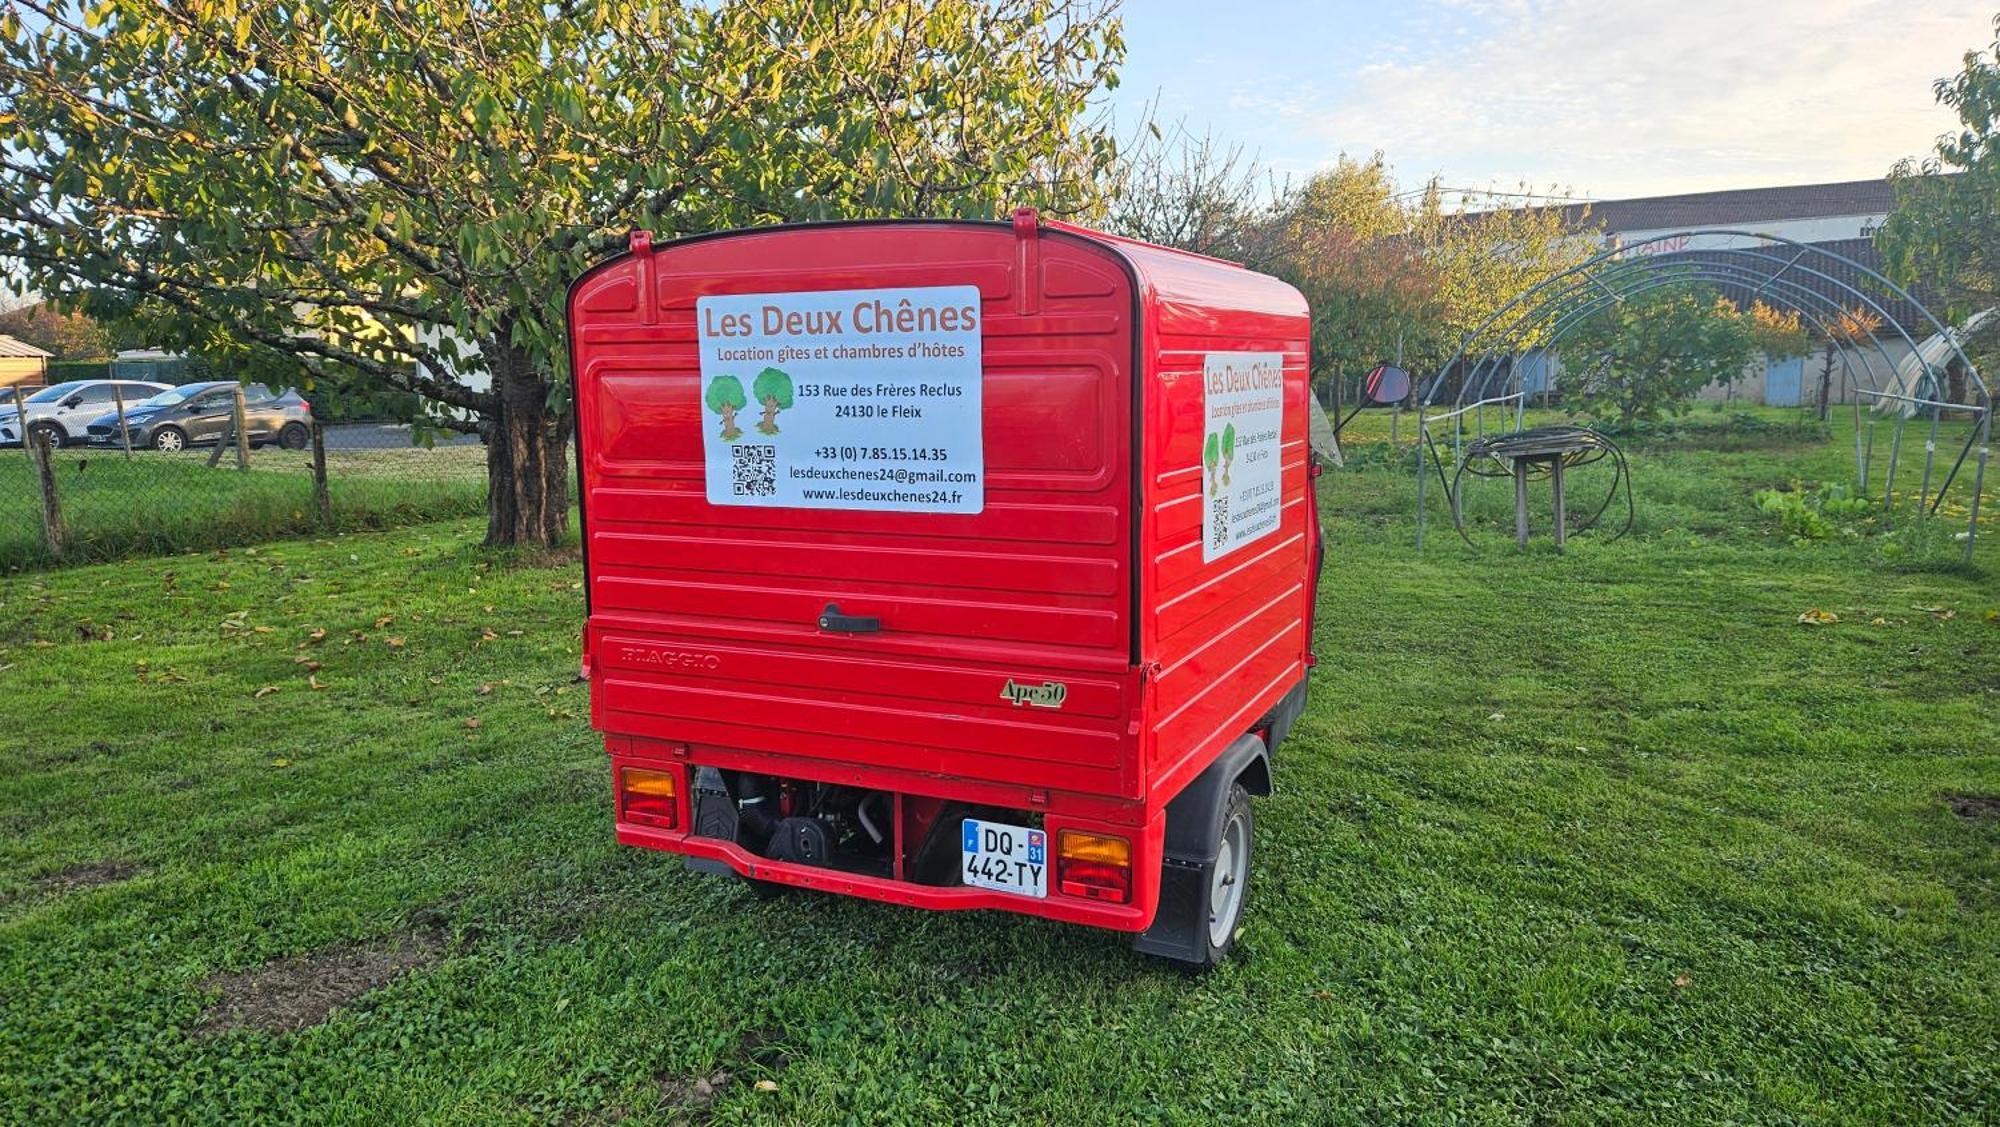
[999, 679, 1067, 709]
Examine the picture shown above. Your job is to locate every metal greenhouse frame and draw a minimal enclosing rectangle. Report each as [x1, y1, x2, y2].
[1414, 231, 1993, 558]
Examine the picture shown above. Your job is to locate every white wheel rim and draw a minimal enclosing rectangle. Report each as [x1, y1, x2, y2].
[158, 432, 181, 451]
[1207, 809, 1248, 947]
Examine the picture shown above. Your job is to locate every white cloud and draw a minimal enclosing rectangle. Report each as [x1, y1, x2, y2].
[1259, 0, 1996, 198]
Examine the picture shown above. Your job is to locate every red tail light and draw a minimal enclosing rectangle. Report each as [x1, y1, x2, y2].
[1057, 830, 1132, 903]
[618, 766, 679, 829]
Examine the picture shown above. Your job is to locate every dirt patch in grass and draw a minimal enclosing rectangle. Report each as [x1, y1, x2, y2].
[656, 1069, 731, 1116]
[37, 860, 143, 893]
[196, 934, 441, 1037]
[1944, 793, 2000, 821]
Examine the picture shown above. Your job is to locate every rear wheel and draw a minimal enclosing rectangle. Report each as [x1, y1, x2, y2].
[152, 426, 187, 453]
[27, 421, 64, 449]
[1193, 784, 1253, 969]
[278, 422, 310, 450]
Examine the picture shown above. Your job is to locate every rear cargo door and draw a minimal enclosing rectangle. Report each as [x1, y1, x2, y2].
[572, 223, 1139, 798]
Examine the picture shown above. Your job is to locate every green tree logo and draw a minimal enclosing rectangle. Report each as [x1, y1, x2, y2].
[1220, 423, 1237, 487]
[1203, 431, 1221, 496]
[705, 375, 747, 441]
[753, 367, 795, 435]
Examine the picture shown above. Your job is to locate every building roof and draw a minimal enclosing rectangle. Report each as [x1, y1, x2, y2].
[1560, 179, 1905, 234]
[0, 334, 54, 359]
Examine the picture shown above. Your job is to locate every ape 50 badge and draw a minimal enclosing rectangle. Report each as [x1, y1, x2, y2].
[695, 285, 984, 514]
[1200, 352, 1285, 561]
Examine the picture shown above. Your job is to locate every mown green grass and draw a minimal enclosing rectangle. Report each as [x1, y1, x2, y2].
[1, 419, 1995, 1123]
[0, 445, 486, 570]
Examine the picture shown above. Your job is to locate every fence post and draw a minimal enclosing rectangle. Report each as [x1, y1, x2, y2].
[10, 386, 29, 463]
[112, 384, 134, 458]
[30, 428, 66, 559]
[232, 386, 251, 470]
[310, 420, 332, 527]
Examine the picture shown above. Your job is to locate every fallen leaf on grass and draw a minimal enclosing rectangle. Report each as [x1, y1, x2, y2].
[374, 615, 394, 629]
[308, 675, 326, 691]
[1796, 608, 1838, 626]
[270, 758, 291, 768]
[254, 686, 280, 699]
[464, 717, 482, 730]
[1487, 711, 1506, 722]
[305, 627, 327, 644]
[294, 657, 321, 671]
[1870, 617, 1888, 626]
[1673, 973, 1692, 989]
[477, 683, 494, 696]
[385, 636, 405, 648]
[754, 1080, 778, 1093]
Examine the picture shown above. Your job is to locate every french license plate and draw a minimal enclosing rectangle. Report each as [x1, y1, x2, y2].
[960, 818, 1048, 898]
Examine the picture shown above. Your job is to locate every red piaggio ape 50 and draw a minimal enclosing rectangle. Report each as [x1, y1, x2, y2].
[567, 209, 1320, 967]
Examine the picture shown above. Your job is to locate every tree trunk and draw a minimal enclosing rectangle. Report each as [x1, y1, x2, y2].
[1817, 345, 1836, 421]
[484, 339, 571, 548]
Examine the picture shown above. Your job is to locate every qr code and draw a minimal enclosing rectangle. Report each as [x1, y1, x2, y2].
[731, 444, 777, 497]
[1209, 496, 1229, 550]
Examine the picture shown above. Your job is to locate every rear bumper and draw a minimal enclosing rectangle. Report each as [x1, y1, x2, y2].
[612, 758, 1166, 932]
[621, 822, 1160, 930]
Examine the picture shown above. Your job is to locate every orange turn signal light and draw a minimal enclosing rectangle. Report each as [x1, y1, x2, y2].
[1058, 831, 1131, 866]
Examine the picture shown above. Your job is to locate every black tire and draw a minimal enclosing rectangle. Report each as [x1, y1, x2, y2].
[27, 421, 64, 449]
[278, 422, 310, 450]
[1189, 783, 1253, 971]
[151, 426, 189, 453]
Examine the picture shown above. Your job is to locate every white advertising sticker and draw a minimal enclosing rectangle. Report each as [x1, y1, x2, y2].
[696, 285, 983, 513]
[1201, 351, 1286, 562]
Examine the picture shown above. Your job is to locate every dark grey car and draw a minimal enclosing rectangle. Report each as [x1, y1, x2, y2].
[84, 382, 314, 453]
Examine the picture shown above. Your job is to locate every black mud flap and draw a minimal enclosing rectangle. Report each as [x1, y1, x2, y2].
[684, 767, 739, 877]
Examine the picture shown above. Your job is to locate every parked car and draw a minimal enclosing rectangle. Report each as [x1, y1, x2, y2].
[0, 379, 172, 447]
[83, 382, 314, 452]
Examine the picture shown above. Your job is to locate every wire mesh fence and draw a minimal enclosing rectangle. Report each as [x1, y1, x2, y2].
[0, 409, 488, 570]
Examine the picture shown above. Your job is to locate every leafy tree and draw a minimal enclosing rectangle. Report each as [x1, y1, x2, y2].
[751, 366, 794, 436]
[1562, 284, 1759, 424]
[1220, 422, 1235, 485]
[1405, 183, 1598, 364]
[1746, 300, 1809, 360]
[0, 0, 1123, 546]
[1202, 431, 1219, 495]
[705, 375, 746, 442]
[0, 299, 117, 358]
[1251, 155, 1444, 398]
[1106, 141, 1593, 404]
[1881, 11, 2000, 372]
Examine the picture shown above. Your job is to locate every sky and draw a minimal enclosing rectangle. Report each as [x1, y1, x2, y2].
[1109, 0, 1997, 202]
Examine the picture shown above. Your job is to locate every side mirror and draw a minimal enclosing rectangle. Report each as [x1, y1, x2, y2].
[1363, 364, 1411, 404]
[60, 397, 81, 411]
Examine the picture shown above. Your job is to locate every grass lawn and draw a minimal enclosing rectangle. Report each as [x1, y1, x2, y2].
[1, 414, 1995, 1123]
[0, 445, 487, 570]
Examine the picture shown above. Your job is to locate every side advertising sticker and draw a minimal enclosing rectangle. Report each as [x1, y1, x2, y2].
[1201, 351, 1286, 562]
[696, 285, 984, 514]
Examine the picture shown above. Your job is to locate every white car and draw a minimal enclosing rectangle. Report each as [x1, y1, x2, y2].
[0, 379, 172, 448]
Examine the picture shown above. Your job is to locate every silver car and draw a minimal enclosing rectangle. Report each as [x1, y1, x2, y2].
[0, 379, 172, 447]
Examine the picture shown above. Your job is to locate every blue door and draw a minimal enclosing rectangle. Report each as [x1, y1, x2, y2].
[1764, 355, 1804, 406]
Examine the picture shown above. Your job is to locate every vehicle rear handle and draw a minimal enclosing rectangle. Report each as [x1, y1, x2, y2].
[817, 602, 879, 634]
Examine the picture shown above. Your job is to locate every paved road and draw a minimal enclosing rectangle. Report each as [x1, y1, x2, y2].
[322, 423, 483, 450]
